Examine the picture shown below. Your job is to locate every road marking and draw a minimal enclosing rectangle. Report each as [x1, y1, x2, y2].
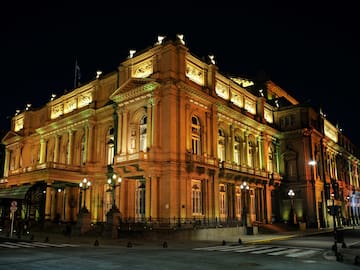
[193, 244, 322, 258]
[0, 243, 20, 248]
[251, 247, 287, 254]
[285, 249, 319, 257]
[268, 248, 301, 255]
[0, 241, 80, 249]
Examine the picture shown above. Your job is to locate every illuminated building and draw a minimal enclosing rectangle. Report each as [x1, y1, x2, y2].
[0, 35, 359, 236]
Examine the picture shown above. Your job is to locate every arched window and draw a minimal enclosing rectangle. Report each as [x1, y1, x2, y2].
[139, 115, 147, 152]
[234, 135, 241, 165]
[191, 116, 201, 155]
[107, 127, 115, 165]
[218, 129, 226, 162]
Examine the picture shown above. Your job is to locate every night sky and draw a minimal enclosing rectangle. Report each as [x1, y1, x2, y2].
[1, 3, 359, 144]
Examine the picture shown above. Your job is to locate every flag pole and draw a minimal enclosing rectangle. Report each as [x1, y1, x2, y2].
[74, 59, 80, 88]
[74, 59, 77, 88]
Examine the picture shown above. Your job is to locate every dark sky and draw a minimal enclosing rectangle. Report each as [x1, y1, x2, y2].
[1, 3, 359, 144]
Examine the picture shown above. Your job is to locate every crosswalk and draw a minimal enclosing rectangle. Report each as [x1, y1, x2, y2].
[0, 241, 80, 249]
[193, 244, 323, 258]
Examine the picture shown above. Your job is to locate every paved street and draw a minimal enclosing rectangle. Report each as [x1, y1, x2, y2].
[1, 226, 360, 269]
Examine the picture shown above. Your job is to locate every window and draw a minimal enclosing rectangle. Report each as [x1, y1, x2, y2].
[139, 116, 147, 152]
[191, 116, 201, 155]
[135, 180, 146, 221]
[247, 138, 255, 168]
[219, 184, 227, 218]
[234, 135, 241, 165]
[218, 129, 226, 162]
[192, 180, 202, 215]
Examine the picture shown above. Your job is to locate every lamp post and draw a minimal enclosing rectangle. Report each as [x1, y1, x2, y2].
[107, 172, 122, 213]
[330, 192, 338, 258]
[288, 189, 296, 225]
[240, 181, 250, 227]
[105, 165, 122, 238]
[79, 178, 91, 213]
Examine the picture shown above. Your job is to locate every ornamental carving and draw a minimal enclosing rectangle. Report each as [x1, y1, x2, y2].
[186, 62, 204, 86]
[133, 60, 153, 78]
[215, 81, 229, 100]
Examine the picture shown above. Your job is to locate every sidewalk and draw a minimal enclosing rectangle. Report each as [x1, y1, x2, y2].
[0, 224, 336, 249]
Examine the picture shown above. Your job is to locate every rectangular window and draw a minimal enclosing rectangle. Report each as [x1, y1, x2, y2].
[192, 180, 202, 215]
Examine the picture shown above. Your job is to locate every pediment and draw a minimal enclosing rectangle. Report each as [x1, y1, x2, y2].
[110, 77, 159, 102]
[1, 130, 23, 144]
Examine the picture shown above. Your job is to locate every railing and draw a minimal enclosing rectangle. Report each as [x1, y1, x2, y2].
[185, 153, 218, 166]
[117, 217, 244, 231]
[8, 162, 82, 175]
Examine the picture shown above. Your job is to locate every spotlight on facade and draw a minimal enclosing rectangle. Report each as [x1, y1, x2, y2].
[25, 104, 32, 111]
[50, 94, 57, 101]
[129, 50, 136, 58]
[15, 109, 21, 116]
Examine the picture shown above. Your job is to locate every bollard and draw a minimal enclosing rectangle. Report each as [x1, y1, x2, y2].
[30, 235, 34, 241]
[163, 241, 168, 248]
[222, 240, 226, 246]
[94, 239, 99, 246]
[44, 236, 49, 243]
[238, 238, 242, 245]
[127, 241, 133, 248]
[354, 256, 360, 265]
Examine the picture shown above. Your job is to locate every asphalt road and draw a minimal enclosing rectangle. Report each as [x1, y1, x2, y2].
[1, 231, 360, 270]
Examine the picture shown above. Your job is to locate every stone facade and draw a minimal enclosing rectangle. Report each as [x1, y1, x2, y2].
[1, 36, 359, 235]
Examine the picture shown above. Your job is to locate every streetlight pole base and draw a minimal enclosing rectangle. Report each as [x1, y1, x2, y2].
[76, 210, 91, 235]
[105, 208, 121, 239]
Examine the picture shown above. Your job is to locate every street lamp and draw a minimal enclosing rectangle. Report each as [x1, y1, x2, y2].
[240, 181, 250, 227]
[288, 189, 296, 225]
[79, 178, 91, 213]
[330, 192, 339, 258]
[107, 172, 122, 213]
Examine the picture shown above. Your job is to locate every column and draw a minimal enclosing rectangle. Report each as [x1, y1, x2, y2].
[4, 149, 10, 177]
[117, 110, 122, 155]
[229, 125, 234, 163]
[121, 110, 128, 154]
[68, 130, 74, 164]
[147, 98, 153, 147]
[45, 185, 52, 221]
[257, 136, 264, 170]
[54, 135, 59, 163]
[244, 132, 249, 166]
[39, 138, 46, 164]
[87, 123, 94, 162]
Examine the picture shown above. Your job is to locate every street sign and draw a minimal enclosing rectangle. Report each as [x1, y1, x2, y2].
[10, 201, 17, 238]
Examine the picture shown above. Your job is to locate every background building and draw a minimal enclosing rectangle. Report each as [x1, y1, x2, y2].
[0, 35, 359, 237]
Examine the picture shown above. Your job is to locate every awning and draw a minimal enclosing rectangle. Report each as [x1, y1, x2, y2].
[0, 185, 32, 199]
